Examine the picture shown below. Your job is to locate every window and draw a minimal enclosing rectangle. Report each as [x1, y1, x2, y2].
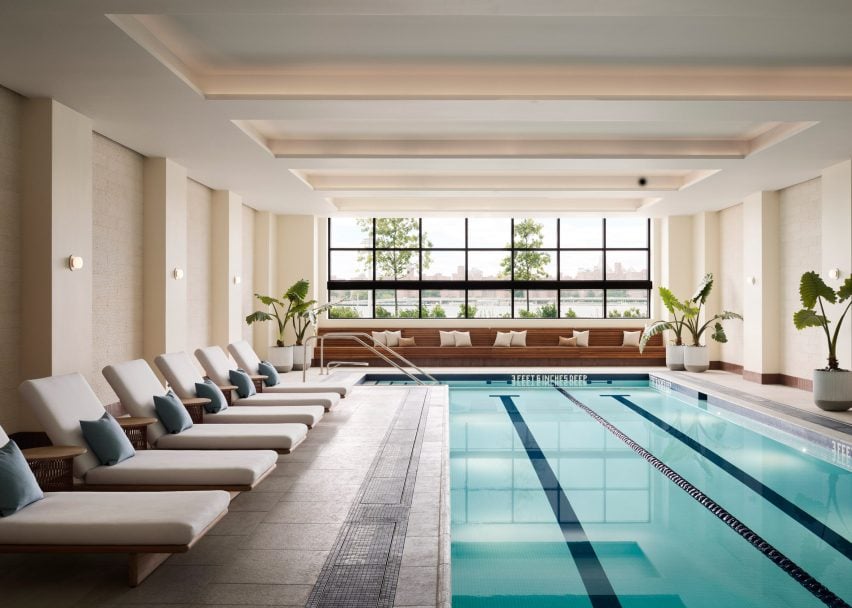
[327, 217, 651, 318]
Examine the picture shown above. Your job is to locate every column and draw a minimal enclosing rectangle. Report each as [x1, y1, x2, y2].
[252, 211, 277, 359]
[692, 211, 721, 361]
[20, 99, 93, 429]
[742, 191, 780, 382]
[212, 190, 243, 348]
[821, 160, 852, 368]
[143, 157, 187, 363]
[276, 215, 318, 345]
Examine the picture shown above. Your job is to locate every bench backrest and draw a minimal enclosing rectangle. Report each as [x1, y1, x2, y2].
[318, 327, 662, 347]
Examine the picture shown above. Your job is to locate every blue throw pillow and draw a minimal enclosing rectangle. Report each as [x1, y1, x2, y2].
[79, 412, 135, 466]
[0, 439, 44, 517]
[195, 379, 228, 413]
[257, 360, 280, 387]
[153, 390, 193, 434]
[229, 368, 256, 398]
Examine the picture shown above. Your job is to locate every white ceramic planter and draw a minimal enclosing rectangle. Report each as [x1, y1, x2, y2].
[293, 344, 315, 371]
[267, 345, 294, 373]
[666, 345, 685, 371]
[683, 346, 709, 373]
[812, 369, 852, 411]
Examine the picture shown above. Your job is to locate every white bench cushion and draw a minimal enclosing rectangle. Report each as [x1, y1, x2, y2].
[205, 405, 324, 427]
[0, 491, 229, 546]
[153, 424, 307, 451]
[236, 392, 340, 410]
[228, 340, 263, 374]
[83, 449, 276, 486]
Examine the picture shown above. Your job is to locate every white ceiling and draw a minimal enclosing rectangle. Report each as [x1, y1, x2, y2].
[2, 1, 852, 217]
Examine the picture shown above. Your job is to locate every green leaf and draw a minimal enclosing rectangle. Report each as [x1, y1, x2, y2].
[710, 322, 728, 343]
[793, 309, 827, 330]
[799, 271, 835, 308]
[690, 273, 714, 304]
[245, 311, 273, 325]
[285, 279, 310, 303]
[659, 287, 686, 314]
[639, 321, 673, 353]
[714, 311, 743, 321]
[837, 275, 852, 302]
[254, 294, 282, 307]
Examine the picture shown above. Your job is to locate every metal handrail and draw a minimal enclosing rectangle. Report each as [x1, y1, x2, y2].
[301, 333, 439, 385]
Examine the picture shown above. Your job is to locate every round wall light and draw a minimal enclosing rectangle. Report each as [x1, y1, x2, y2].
[828, 268, 842, 280]
[67, 255, 84, 271]
[173, 267, 184, 280]
[233, 275, 242, 285]
[747, 276, 757, 286]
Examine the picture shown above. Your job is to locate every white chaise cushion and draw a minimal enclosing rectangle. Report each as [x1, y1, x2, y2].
[19, 374, 108, 478]
[228, 340, 263, 374]
[102, 359, 170, 443]
[261, 382, 351, 398]
[0, 491, 229, 546]
[228, 341, 352, 397]
[194, 346, 235, 386]
[154, 423, 307, 451]
[155, 352, 205, 400]
[205, 406, 324, 427]
[235, 391, 340, 411]
[83, 449, 277, 487]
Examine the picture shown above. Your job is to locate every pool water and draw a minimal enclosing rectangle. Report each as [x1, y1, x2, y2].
[449, 384, 852, 608]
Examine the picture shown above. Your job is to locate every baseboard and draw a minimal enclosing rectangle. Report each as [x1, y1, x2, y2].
[778, 374, 813, 392]
[742, 370, 782, 385]
[710, 360, 743, 374]
[710, 360, 812, 392]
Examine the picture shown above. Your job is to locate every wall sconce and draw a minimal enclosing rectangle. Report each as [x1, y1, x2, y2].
[746, 276, 757, 286]
[172, 267, 184, 280]
[233, 275, 242, 285]
[67, 255, 84, 271]
[828, 268, 842, 280]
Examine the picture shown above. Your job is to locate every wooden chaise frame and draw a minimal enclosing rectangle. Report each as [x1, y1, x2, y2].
[0, 509, 227, 586]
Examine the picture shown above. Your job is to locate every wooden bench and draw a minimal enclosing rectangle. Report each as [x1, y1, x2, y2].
[315, 327, 664, 367]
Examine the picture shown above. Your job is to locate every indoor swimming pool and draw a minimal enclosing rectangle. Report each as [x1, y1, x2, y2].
[439, 376, 852, 608]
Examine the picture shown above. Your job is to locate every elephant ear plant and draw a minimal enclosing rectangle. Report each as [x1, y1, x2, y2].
[639, 286, 690, 353]
[793, 271, 852, 371]
[682, 273, 743, 347]
[246, 279, 332, 347]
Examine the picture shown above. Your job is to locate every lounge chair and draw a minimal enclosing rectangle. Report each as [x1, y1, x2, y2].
[0, 425, 230, 586]
[19, 373, 277, 491]
[164, 348, 339, 411]
[104, 359, 323, 431]
[228, 340, 353, 397]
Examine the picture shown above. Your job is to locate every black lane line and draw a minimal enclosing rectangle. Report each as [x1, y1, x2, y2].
[601, 393, 852, 561]
[493, 394, 622, 608]
[553, 386, 850, 608]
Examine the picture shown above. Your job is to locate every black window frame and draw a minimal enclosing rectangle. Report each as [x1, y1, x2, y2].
[327, 217, 651, 319]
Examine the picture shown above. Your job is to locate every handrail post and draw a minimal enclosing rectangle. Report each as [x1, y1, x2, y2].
[301, 335, 319, 383]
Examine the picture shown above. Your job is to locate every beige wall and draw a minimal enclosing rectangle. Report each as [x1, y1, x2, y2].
[717, 204, 743, 366]
[778, 178, 823, 379]
[0, 86, 23, 431]
[241, 205, 256, 345]
[91, 133, 145, 404]
[186, 179, 214, 356]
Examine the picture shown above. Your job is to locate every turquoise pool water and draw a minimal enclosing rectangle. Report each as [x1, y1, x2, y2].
[448, 382, 852, 608]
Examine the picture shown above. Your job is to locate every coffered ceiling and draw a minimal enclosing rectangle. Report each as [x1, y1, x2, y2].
[3, 1, 852, 217]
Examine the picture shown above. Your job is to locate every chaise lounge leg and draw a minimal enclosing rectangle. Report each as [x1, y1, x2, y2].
[128, 552, 171, 587]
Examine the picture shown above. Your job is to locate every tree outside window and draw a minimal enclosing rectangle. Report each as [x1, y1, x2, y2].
[501, 219, 552, 315]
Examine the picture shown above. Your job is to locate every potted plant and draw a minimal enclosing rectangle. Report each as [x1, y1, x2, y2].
[246, 279, 331, 372]
[793, 271, 852, 411]
[640, 286, 692, 370]
[681, 273, 742, 372]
